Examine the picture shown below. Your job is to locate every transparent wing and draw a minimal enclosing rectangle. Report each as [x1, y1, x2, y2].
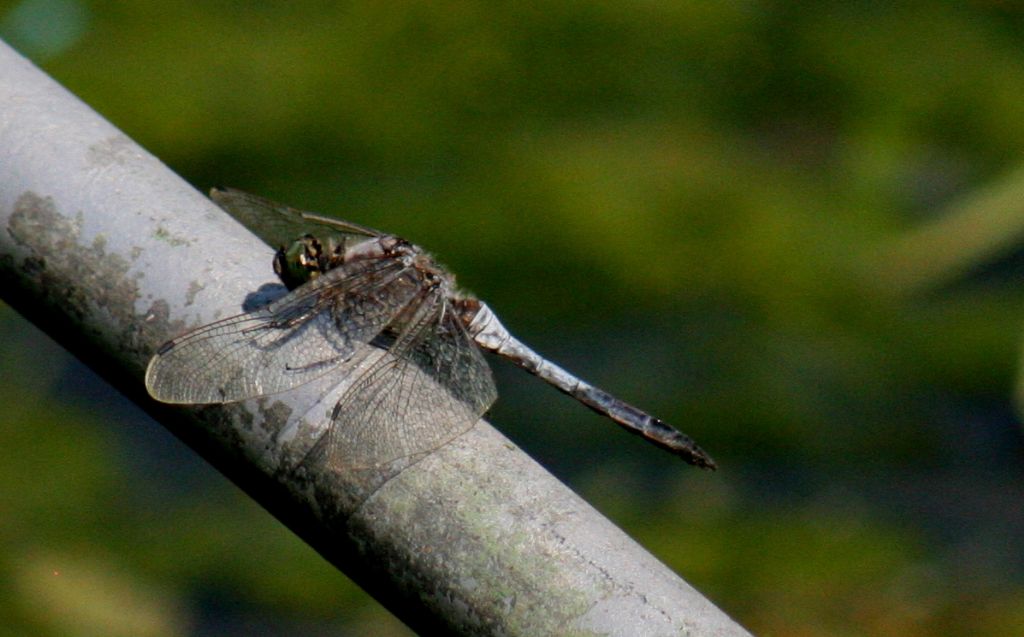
[316, 292, 498, 470]
[210, 187, 383, 248]
[146, 255, 421, 404]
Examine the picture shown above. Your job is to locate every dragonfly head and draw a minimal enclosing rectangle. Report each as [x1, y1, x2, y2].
[274, 234, 326, 290]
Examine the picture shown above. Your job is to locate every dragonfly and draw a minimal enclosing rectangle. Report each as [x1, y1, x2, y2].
[145, 189, 716, 471]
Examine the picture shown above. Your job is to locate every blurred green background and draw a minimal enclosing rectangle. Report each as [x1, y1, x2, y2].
[3, 1, 1024, 635]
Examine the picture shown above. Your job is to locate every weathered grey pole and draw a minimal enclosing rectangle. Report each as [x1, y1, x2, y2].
[0, 39, 751, 636]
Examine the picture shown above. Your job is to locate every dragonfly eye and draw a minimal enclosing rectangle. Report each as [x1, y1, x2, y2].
[274, 235, 325, 290]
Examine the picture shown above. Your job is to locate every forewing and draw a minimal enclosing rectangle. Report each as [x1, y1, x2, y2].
[210, 188, 382, 248]
[145, 256, 420, 404]
[316, 294, 497, 470]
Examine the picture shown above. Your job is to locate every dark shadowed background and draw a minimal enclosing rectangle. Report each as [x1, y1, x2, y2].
[2, 1, 1024, 635]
